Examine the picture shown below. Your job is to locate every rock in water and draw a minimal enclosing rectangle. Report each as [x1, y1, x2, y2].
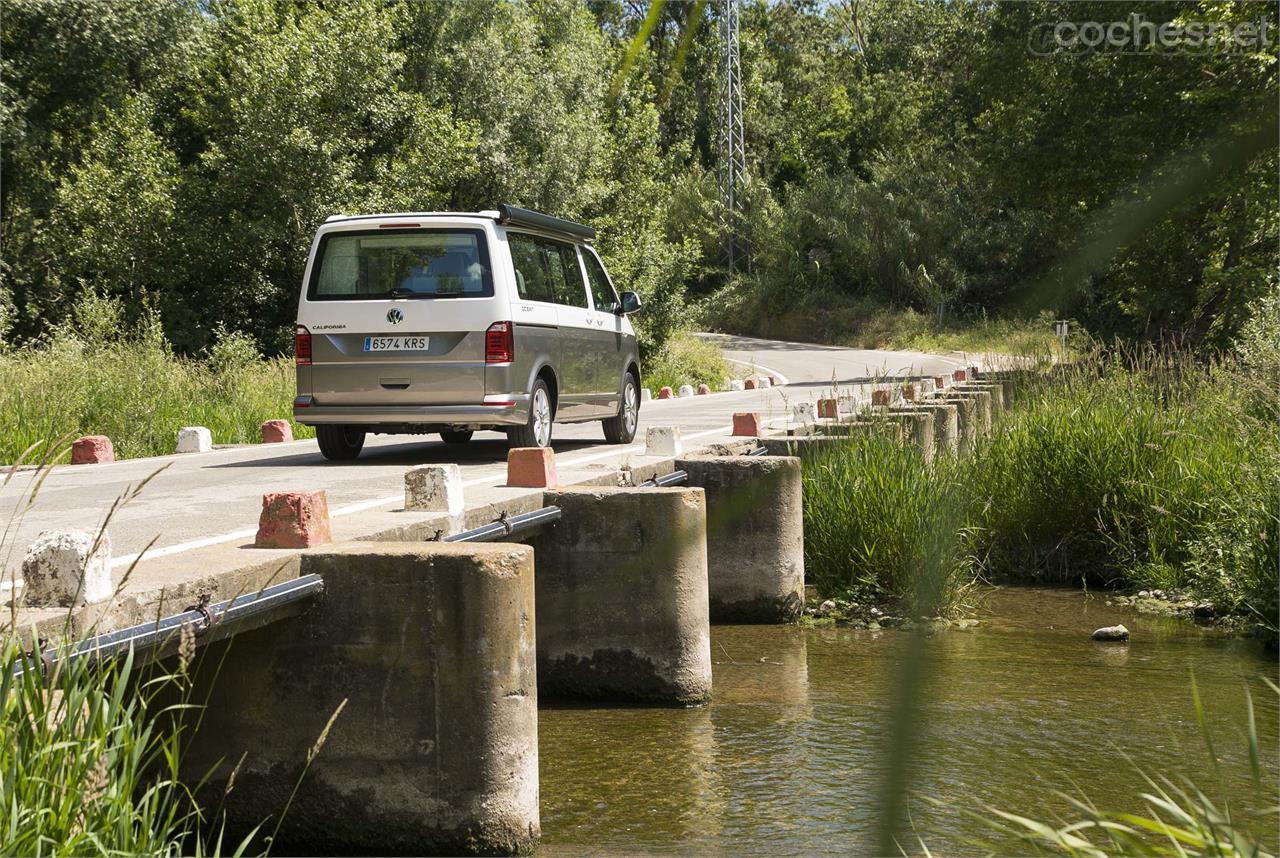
[1091, 624, 1130, 642]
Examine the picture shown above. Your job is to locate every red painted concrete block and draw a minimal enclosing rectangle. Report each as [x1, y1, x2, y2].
[817, 399, 839, 419]
[657, 386, 674, 400]
[934, 375, 946, 390]
[901, 384, 917, 401]
[731, 412, 762, 437]
[952, 369, 968, 382]
[871, 389, 891, 407]
[744, 378, 757, 390]
[507, 447, 557, 488]
[71, 435, 114, 465]
[255, 490, 332, 549]
[696, 383, 711, 395]
[969, 365, 981, 379]
[261, 419, 293, 444]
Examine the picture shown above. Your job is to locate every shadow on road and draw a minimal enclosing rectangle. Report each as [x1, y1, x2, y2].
[209, 437, 601, 468]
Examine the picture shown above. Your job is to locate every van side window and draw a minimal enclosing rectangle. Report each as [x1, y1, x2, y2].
[582, 250, 619, 313]
[550, 243, 589, 308]
[508, 234, 555, 303]
[508, 233, 588, 308]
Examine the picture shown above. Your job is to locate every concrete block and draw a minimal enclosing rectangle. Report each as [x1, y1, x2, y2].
[182, 543, 539, 855]
[658, 386, 674, 400]
[792, 402, 816, 422]
[646, 426, 683, 457]
[729, 379, 746, 391]
[731, 412, 761, 436]
[817, 399, 839, 419]
[757, 376, 772, 388]
[532, 487, 711, 704]
[254, 490, 332, 549]
[744, 378, 757, 390]
[678, 456, 804, 623]
[696, 383, 711, 395]
[901, 383, 918, 402]
[952, 369, 967, 382]
[71, 435, 114, 465]
[405, 463, 465, 527]
[175, 426, 212, 454]
[947, 388, 992, 437]
[261, 419, 293, 443]
[933, 375, 946, 391]
[760, 436, 856, 461]
[21, 529, 114, 607]
[677, 384, 694, 398]
[641, 388, 653, 402]
[507, 447, 557, 487]
[969, 365, 981, 379]
[871, 389, 891, 407]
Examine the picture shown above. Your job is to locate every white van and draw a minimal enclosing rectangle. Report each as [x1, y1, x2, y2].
[293, 205, 643, 461]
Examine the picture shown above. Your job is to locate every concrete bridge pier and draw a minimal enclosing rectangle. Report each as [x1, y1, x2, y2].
[531, 486, 712, 705]
[879, 410, 935, 462]
[954, 381, 1007, 417]
[181, 543, 540, 856]
[677, 455, 805, 623]
[940, 394, 978, 454]
[891, 402, 959, 458]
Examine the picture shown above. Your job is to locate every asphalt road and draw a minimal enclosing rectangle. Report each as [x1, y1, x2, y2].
[0, 334, 970, 574]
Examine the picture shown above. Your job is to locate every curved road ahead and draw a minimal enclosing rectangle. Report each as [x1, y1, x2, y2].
[1, 335, 972, 578]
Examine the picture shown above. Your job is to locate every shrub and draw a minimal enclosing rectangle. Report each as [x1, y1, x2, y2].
[641, 333, 730, 393]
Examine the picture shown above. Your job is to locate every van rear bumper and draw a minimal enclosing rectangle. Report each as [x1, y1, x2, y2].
[294, 397, 529, 427]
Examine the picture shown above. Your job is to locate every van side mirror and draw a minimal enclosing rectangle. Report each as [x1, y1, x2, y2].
[618, 291, 642, 315]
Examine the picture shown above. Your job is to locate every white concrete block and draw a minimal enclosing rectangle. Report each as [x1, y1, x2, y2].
[175, 425, 213, 454]
[677, 384, 694, 398]
[641, 388, 653, 402]
[729, 379, 746, 391]
[792, 402, 816, 422]
[757, 376, 772, 388]
[405, 465, 465, 522]
[22, 530, 114, 607]
[645, 426, 683, 457]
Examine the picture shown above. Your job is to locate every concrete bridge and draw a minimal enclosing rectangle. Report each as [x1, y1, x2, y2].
[2, 335, 1017, 854]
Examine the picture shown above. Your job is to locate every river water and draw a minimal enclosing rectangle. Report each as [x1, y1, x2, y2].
[538, 587, 1279, 855]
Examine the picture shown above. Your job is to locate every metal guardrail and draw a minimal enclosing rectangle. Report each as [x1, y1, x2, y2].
[639, 470, 688, 488]
[16, 573, 325, 678]
[442, 506, 563, 543]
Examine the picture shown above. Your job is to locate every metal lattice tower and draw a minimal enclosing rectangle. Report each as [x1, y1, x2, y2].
[718, 0, 746, 274]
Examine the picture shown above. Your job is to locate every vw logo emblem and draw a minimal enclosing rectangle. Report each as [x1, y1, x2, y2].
[386, 308, 404, 325]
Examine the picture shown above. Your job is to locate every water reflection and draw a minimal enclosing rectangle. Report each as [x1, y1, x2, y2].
[537, 587, 1278, 855]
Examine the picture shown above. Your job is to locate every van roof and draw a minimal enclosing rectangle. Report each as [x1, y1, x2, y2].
[323, 204, 596, 241]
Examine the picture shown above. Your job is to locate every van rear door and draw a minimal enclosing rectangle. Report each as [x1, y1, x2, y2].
[300, 226, 496, 406]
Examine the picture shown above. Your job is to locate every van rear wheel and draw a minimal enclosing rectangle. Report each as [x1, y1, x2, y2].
[316, 425, 366, 461]
[508, 379, 553, 448]
[602, 372, 639, 444]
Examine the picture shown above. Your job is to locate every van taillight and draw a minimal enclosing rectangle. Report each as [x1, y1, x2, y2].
[485, 322, 514, 363]
[295, 325, 312, 366]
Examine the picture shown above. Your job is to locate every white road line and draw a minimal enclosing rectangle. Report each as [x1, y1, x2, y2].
[720, 357, 791, 386]
[108, 415, 793, 569]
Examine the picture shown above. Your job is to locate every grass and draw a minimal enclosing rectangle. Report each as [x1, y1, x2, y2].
[0, 318, 309, 464]
[641, 332, 733, 393]
[801, 425, 976, 616]
[798, 344, 1279, 640]
[0, 638, 218, 856]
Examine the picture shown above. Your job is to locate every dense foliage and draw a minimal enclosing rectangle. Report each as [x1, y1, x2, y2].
[801, 332, 1280, 642]
[2, 0, 1274, 360]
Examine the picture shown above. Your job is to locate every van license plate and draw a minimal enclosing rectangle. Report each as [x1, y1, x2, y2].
[363, 336, 429, 352]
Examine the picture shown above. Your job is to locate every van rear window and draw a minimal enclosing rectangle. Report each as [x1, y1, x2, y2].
[308, 228, 493, 300]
